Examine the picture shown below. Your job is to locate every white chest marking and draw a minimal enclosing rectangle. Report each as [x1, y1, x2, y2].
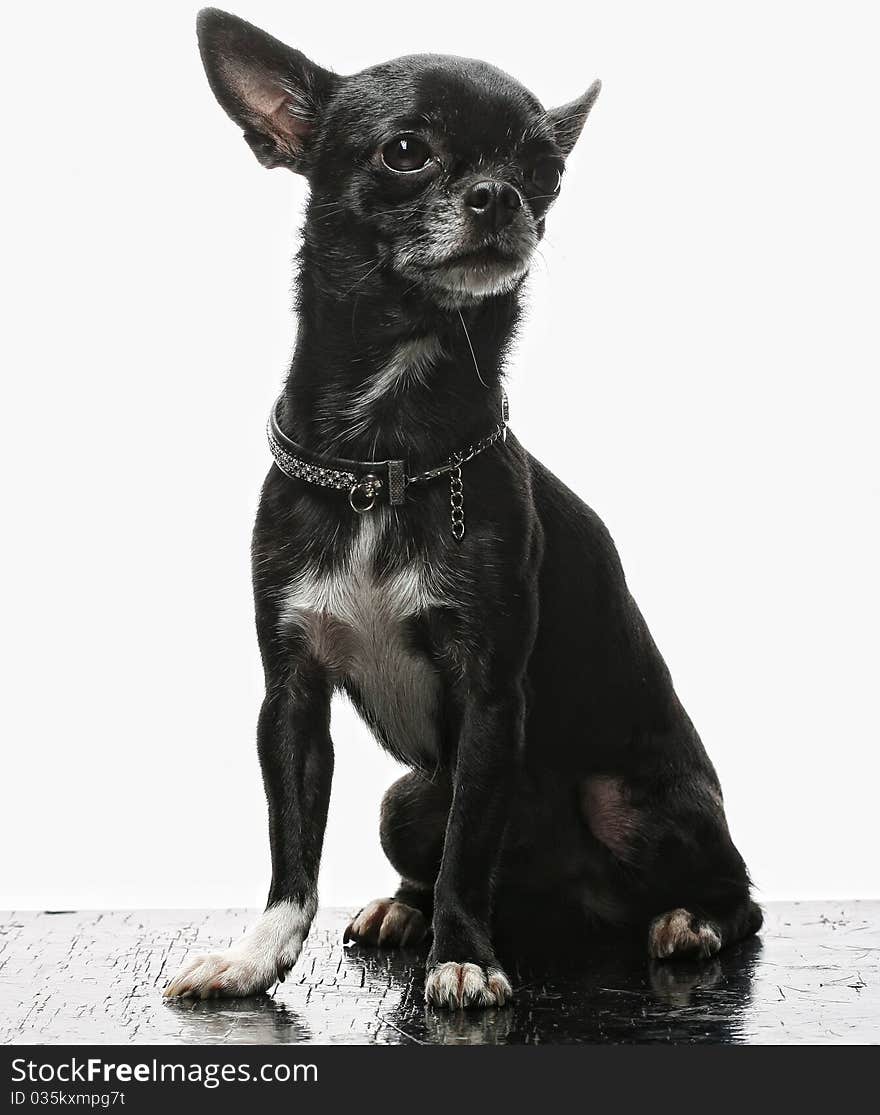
[279, 514, 445, 769]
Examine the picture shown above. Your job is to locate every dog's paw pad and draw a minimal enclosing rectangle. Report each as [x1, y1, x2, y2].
[344, 898, 427, 949]
[648, 908, 722, 960]
[163, 950, 275, 1000]
[425, 961, 513, 1009]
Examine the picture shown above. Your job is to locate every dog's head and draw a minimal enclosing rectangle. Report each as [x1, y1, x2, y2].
[197, 9, 599, 306]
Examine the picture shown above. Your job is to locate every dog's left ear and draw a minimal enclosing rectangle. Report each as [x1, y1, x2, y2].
[548, 79, 602, 157]
[196, 8, 339, 171]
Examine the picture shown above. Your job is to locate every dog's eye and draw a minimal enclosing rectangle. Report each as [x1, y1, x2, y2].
[530, 159, 562, 196]
[381, 135, 432, 172]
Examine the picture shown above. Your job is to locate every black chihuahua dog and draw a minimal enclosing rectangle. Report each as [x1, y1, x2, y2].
[165, 9, 761, 1009]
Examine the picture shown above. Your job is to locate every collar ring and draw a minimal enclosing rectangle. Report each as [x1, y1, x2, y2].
[349, 474, 382, 513]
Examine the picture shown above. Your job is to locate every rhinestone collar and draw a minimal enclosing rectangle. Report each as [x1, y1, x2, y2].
[267, 393, 509, 538]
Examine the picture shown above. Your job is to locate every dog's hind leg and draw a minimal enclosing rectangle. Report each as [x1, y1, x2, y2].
[344, 771, 450, 949]
[580, 772, 762, 962]
[648, 898, 763, 960]
[640, 814, 763, 962]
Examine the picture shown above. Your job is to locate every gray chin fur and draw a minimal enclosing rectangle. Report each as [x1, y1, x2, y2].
[422, 255, 531, 304]
[391, 208, 538, 305]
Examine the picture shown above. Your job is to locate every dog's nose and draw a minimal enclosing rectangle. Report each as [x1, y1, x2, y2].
[464, 180, 523, 232]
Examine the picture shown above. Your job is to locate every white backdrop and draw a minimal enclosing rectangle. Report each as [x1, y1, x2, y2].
[2, 1, 877, 911]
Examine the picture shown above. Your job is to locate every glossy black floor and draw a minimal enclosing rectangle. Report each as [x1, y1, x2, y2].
[2, 903, 877, 1043]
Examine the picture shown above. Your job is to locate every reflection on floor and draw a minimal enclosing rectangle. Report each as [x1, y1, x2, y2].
[2, 903, 877, 1044]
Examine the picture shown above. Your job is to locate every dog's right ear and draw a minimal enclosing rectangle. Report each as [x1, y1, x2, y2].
[196, 8, 339, 171]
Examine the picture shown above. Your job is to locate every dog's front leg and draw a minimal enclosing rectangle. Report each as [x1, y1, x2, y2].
[164, 663, 332, 999]
[424, 677, 526, 1010]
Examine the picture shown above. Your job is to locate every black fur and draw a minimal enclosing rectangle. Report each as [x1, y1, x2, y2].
[192, 9, 760, 1007]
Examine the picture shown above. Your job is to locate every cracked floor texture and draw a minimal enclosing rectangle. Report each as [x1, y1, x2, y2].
[2, 902, 877, 1044]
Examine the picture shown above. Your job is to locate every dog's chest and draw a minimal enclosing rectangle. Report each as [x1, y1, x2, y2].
[279, 515, 444, 769]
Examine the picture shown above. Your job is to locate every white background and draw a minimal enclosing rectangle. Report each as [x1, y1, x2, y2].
[2, 1, 877, 912]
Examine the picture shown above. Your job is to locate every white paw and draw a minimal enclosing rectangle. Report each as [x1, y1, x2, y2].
[344, 898, 428, 948]
[424, 961, 513, 1009]
[164, 898, 315, 1000]
[648, 908, 722, 960]
[163, 947, 281, 999]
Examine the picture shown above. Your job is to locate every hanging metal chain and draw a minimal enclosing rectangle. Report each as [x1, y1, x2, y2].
[449, 455, 465, 541]
[408, 417, 508, 542]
